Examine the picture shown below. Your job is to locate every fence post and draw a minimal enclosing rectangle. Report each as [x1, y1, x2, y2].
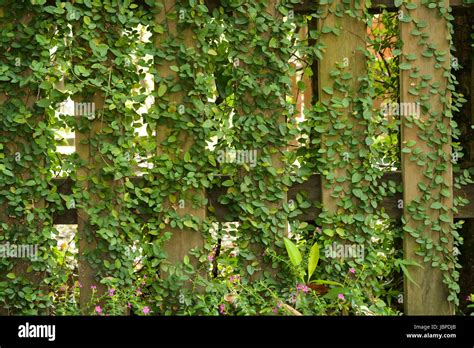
[230, 0, 289, 280]
[154, 1, 206, 269]
[0, 9, 47, 314]
[400, 0, 454, 314]
[317, 1, 367, 225]
[75, 93, 109, 311]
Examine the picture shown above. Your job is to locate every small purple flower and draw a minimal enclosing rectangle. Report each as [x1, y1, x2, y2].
[127, 302, 132, 309]
[289, 293, 297, 304]
[272, 307, 279, 314]
[219, 304, 225, 315]
[60, 286, 66, 292]
[338, 293, 345, 300]
[143, 306, 151, 315]
[95, 306, 102, 314]
[208, 254, 214, 262]
[77, 281, 83, 288]
[108, 288, 115, 297]
[91, 285, 97, 290]
[136, 288, 142, 296]
[349, 268, 356, 274]
[296, 284, 309, 293]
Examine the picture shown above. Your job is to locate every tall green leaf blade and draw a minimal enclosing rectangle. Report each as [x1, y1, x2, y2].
[284, 238, 302, 267]
[307, 242, 320, 282]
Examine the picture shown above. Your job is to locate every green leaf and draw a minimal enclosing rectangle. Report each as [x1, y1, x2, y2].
[311, 279, 344, 287]
[323, 229, 335, 237]
[36, 99, 51, 108]
[6, 273, 16, 279]
[157, 84, 167, 97]
[351, 173, 362, 183]
[283, 238, 302, 267]
[439, 214, 451, 223]
[184, 220, 194, 228]
[222, 179, 234, 187]
[399, 263, 418, 287]
[307, 242, 320, 282]
[202, 120, 213, 128]
[322, 87, 333, 95]
[400, 62, 412, 70]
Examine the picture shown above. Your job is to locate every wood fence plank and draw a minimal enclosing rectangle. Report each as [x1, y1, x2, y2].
[0, 10, 47, 314]
[51, 174, 474, 223]
[154, 1, 205, 268]
[400, 0, 454, 314]
[317, 0, 368, 222]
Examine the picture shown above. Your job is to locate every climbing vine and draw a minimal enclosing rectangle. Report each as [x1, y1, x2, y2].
[0, 0, 472, 315]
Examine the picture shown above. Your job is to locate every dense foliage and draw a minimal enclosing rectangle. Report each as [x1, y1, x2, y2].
[0, 0, 471, 316]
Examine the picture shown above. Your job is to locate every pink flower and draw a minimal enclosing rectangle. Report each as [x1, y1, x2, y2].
[142, 306, 151, 315]
[95, 306, 102, 314]
[208, 254, 214, 262]
[296, 284, 309, 293]
[60, 286, 66, 292]
[218, 304, 225, 315]
[230, 275, 241, 283]
[91, 285, 97, 290]
[272, 307, 279, 314]
[338, 293, 345, 300]
[77, 281, 83, 288]
[136, 288, 142, 296]
[127, 302, 132, 309]
[108, 288, 115, 296]
[349, 268, 356, 274]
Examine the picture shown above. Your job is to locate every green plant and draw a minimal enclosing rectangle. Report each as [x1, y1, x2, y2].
[283, 237, 342, 287]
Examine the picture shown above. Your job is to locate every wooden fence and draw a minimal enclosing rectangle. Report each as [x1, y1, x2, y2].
[2, 0, 473, 315]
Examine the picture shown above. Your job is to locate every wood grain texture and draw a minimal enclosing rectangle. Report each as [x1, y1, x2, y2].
[400, 0, 454, 315]
[154, 0, 205, 267]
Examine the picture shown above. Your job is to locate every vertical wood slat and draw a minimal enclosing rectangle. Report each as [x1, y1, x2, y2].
[400, 0, 454, 314]
[154, 1, 205, 267]
[75, 93, 107, 311]
[231, 0, 288, 280]
[318, 1, 367, 216]
[0, 9, 46, 314]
